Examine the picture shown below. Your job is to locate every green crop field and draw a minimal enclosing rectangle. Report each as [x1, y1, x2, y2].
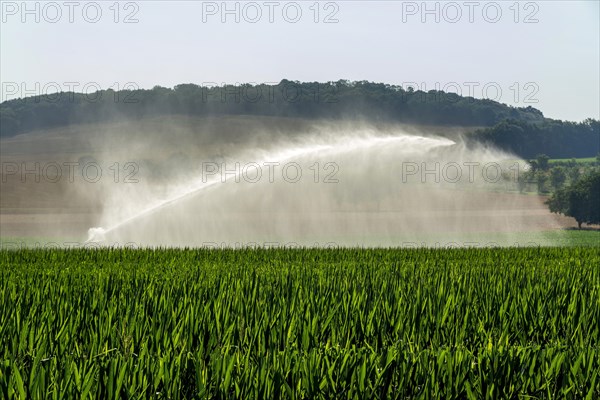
[1, 247, 599, 399]
[548, 157, 598, 165]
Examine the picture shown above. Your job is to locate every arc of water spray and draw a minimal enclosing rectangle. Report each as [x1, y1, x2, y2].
[86, 134, 454, 243]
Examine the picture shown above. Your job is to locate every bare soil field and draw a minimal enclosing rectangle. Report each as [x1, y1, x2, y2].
[0, 116, 584, 244]
[0, 178, 577, 244]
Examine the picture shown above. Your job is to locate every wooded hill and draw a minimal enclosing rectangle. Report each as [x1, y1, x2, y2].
[1, 80, 598, 158]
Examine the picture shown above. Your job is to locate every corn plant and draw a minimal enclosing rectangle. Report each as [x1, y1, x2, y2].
[0, 247, 599, 399]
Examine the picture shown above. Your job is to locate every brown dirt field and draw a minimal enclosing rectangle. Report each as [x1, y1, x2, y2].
[0, 180, 577, 242]
[0, 117, 584, 242]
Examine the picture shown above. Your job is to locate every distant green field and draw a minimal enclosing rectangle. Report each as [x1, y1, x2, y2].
[2, 229, 598, 249]
[1, 247, 599, 399]
[549, 157, 597, 164]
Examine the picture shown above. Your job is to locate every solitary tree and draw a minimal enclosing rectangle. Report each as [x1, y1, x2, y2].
[536, 171, 548, 193]
[518, 170, 534, 193]
[550, 166, 566, 191]
[536, 154, 550, 171]
[546, 172, 600, 228]
[568, 166, 581, 184]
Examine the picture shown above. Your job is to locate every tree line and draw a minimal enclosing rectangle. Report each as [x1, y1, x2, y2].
[0, 79, 543, 135]
[1, 80, 598, 159]
[471, 118, 599, 159]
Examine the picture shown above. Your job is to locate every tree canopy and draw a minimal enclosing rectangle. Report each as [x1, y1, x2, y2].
[0, 80, 544, 136]
[1, 80, 598, 159]
[471, 118, 600, 159]
[546, 171, 600, 229]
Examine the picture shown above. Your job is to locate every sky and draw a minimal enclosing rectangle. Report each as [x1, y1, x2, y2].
[1, 0, 599, 121]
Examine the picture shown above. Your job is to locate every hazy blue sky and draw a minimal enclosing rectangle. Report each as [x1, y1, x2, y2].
[1, 1, 598, 121]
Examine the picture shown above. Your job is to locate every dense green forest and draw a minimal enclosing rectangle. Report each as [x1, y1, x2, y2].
[471, 118, 600, 159]
[1, 80, 598, 158]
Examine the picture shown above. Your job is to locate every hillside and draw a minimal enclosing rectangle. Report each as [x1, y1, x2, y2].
[1, 80, 598, 158]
